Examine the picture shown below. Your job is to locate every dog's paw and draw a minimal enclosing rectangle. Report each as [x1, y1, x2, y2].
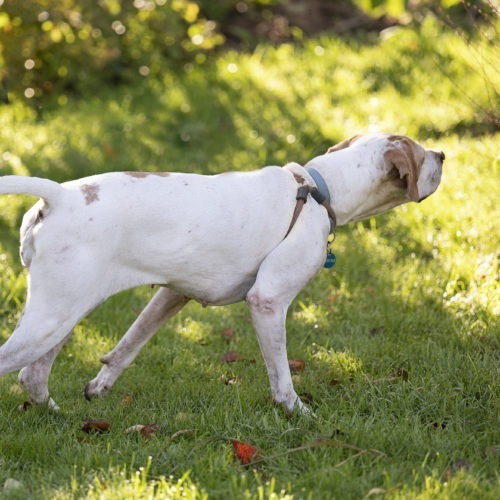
[84, 379, 110, 400]
[47, 397, 61, 412]
[293, 397, 316, 418]
[277, 394, 316, 418]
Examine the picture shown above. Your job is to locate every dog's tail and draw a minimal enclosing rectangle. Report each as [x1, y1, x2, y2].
[0, 175, 63, 206]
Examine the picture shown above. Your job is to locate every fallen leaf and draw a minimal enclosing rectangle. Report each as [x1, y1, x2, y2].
[125, 423, 159, 439]
[125, 424, 146, 433]
[231, 440, 259, 465]
[168, 429, 194, 442]
[369, 326, 385, 337]
[17, 401, 32, 412]
[221, 326, 235, 341]
[395, 368, 409, 381]
[288, 359, 305, 373]
[81, 419, 110, 434]
[121, 394, 134, 406]
[141, 423, 160, 439]
[220, 374, 239, 385]
[220, 351, 242, 363]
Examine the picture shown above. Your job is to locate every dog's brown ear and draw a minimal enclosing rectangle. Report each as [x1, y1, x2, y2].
[384, 136, 424, 202]
[327, 134, 362, 153]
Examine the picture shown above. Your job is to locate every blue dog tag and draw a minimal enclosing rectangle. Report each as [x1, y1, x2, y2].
[324, 252, 336, 269]
[324, 233, 336, 269]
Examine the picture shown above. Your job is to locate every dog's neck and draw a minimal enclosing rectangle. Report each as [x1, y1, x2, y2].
[305, 149, 409, 226]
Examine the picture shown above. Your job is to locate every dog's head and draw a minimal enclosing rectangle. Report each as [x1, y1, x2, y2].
[328, 133, 444, 203]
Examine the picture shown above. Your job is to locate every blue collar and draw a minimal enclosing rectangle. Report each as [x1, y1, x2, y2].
[305, 167, 330, 204]
[305, 166, 337, 231]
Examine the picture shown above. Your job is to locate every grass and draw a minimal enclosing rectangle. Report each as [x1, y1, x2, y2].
[0, 18, 499, 499]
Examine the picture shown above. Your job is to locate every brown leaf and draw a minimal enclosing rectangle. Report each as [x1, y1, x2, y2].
[121, 394, 134, 406]
[17, 401, 32, 412]
[221, 326, 235, 341]
[369, 326, 385, 337]
[288, 359, 305, 373]
[328, 378, 341, 386]
[81, 419, 110, 434]
[220, 351, 242, 363]
[141, 423, 160, 439]
[125, 423, 159, 440]
[231, 440, 259, 465]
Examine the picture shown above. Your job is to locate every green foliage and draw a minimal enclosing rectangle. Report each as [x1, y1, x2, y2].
[1, 0, 497, 105]
[0, 0, 226, 99]
[0, 18, 499, 500]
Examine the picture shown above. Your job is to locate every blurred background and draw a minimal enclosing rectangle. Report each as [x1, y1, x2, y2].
[0, 1, 497, 106]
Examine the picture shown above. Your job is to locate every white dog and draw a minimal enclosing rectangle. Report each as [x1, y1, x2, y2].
[0, 133, 444, 413]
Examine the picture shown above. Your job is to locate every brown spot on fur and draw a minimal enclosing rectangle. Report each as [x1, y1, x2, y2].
[384, 136, 425, 202]
[81, 183, 100, 205]
[125, 172, 171, 178]
[327, 134, 363, 153]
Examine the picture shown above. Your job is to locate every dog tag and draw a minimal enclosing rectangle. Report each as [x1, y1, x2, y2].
[324, 233, 336, 269]
[324, 252, 336, 268]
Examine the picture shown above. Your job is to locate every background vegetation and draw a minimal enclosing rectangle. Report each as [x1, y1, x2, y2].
[0, 0, 498, 498]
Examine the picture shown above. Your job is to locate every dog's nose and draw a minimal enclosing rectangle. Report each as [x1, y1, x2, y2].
[439, 151, 445, 162]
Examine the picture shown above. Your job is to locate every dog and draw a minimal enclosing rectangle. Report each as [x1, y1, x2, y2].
[0, 133, 444, 413]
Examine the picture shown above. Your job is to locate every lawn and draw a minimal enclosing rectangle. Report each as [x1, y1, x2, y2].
[0, 18, 499, 499]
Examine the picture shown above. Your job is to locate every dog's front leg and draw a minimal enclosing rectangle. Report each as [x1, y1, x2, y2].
[247, 291, 304, 413]
[245, 207, 328, 414]
[85, 287, 189, 400]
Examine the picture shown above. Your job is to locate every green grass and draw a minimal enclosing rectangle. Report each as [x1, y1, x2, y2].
[0, 19, 499, 499]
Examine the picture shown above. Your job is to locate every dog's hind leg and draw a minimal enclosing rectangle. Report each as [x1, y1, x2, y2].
[85, 287, 189, 400]
[18, 338, 69, 411]
[0, 255, 111, 406]
[0, 309, 83, 378]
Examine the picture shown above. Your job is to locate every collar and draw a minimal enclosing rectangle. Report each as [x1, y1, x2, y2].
[283, 164, 338, 237]
[305, 167, 330, 204]
[305, 166, 337, 232]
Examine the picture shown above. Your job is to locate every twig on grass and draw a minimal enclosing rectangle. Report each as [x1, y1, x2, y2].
[182, 435, 386, 468]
